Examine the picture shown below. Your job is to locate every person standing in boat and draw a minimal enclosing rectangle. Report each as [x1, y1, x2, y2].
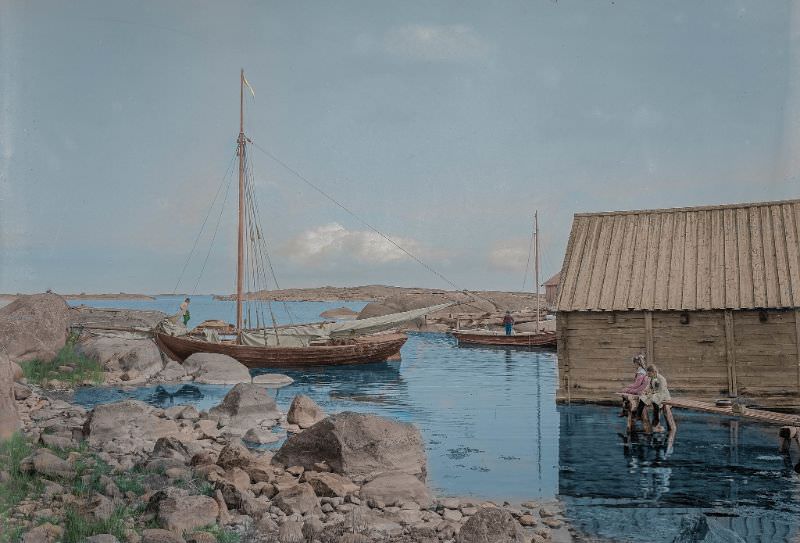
[502, 311, 515, 335]
[179, 297, 191, 326]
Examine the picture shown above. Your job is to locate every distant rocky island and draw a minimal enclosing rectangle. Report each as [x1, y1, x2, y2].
[1, 292, 156, 302]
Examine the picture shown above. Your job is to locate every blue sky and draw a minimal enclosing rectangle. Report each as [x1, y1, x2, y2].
[2, 1, 798, 294]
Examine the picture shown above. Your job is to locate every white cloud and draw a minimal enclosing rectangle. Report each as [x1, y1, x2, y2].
[488, 240, 530, 272]
[282, 223, 429, 265]
[382, 24, 490, 63]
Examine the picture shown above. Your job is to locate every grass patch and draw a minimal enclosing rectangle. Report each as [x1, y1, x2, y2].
[0, 434, 41, 516]
[62, 506, 129, 543]
[0, 522, 24, 543]
[21, 340, 102, 388]
[203, 524, 241, 543]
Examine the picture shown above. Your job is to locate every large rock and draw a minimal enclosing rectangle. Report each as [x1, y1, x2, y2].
[28, 449, 76, 479]
[273, 412, 426, 483]
[272, 482, 322, 516]
[251, 373, 293, 387]
[78, 337, 164, 381]
[183, 353, 251, 384]
[0, 293, 69, 363]
[83, 400, 181, 457]
[456, 508, 526, 543]
[672, 514, 746, 543]
[286, 394, 325, 429]
[158, 494, 219, 533]
[0, 353, 20, 440]
[359, 471, 432, 508]
[209, 383, 281, 437]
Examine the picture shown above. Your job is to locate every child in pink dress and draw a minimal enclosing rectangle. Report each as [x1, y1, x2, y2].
[619, 354, 649, 416]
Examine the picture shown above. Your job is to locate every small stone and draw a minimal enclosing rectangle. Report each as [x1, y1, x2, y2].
[286, 465, 304, 477]
[518, 514, 537, 527]
[86, 536, 121, 543]
[243, 428, 279, 444]
[141, 529, 186, 543]
[461, 507, 478, 516]
[521, 501, 538, 509]
[251, 373, 294, 387]
[542, 518, 562, 529]
[441, 498, 460, 509]
[22, 523, 63, 543]
[185, 533, 216, 543]
[442, 509, 462, 522]
[538, 507, 558, 518]
[313, 461, 330, 472]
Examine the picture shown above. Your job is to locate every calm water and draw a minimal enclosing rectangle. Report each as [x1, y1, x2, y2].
[70, 297, 800, 542]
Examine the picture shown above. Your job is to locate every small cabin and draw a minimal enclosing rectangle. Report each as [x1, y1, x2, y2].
[555, 199, 800, 408]
[543, 272, 561, 308]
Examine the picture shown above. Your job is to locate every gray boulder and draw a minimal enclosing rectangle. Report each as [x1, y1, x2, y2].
[209, 383, 281, 437]
[360, 471, 432, 508]
[0, 353, 19, 440]
[157, 494, 219, 533]
[0, 293, 69, 363]
[672, 514, 746, 543]
[273, 412, 426, 483]
[286, 394, 325, 429]
[456, 508, 526, 543]
[183, 353, 250, 384]
[153, 360, 187, 383]
[272, 482, 322, 516]
[78, 336, 164, 382]
[83, 400, 181, 459]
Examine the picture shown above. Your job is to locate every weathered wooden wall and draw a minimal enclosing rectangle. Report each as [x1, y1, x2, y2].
[557, 309, 800, 407]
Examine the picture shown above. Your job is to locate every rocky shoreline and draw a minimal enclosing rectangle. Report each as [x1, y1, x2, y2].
[1, 293, 578, 543]
[5, 381, 575, 543]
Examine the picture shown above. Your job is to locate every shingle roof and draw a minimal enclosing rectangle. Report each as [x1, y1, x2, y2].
[556, 199, 800, 311]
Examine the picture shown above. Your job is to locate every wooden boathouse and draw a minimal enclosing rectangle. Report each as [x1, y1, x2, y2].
[555, 199, 800, 408]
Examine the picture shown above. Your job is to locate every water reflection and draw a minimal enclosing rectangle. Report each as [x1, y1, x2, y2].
[559, 405, 800, 542]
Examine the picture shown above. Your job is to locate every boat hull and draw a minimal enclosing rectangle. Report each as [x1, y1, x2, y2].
[450, 330, 556, 348]
[155, 332, 408, 369]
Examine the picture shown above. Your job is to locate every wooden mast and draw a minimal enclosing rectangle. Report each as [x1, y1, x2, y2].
[535, 211, 540, 332]
[236, 69, 245, 337]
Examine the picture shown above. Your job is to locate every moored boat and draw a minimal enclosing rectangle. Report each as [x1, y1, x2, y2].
[156, 71, 447, 368]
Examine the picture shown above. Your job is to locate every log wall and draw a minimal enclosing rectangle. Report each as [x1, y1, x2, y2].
[557, 309, 800, 407]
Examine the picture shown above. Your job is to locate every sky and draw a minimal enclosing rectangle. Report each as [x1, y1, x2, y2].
[2, 0, 799, 295]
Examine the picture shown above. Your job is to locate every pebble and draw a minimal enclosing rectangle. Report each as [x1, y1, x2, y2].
[518, 514, 537, 527]
[442, 509, 462, 522]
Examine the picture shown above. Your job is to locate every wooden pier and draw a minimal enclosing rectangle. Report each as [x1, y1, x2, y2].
[665, 397, 800, 426]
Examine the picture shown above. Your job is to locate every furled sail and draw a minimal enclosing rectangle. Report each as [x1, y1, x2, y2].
[240, 303, 452, 346]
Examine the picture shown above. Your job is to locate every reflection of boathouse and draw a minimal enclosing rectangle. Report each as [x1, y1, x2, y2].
[555, 199, 800, 407]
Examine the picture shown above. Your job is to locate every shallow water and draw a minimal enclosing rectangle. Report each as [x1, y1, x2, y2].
[70, 297, 800, 542]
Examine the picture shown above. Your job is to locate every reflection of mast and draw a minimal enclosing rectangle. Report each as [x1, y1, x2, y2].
[537, 351, 542, 493]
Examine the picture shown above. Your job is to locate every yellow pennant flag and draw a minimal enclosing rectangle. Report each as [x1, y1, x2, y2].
[243, 76, 255, 98]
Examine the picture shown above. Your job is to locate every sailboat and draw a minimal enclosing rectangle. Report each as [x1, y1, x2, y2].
[156, 71, 448, 368]
[450, 211, 556, 348]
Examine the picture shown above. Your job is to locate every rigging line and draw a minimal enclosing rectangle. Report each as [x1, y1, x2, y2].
[192, 166, 236, 296]
[247, 138, 496, 310]
[244, 164, 281, 338]
[521, 217, 536, 292]
[242, 159, 275, 325]
[246, 166, 284, 330]
[245, 152, 296, 325]
[172, 148, 238, 294]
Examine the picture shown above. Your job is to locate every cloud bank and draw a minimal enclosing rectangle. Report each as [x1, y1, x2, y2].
[282, 223, 431, 266]
[370, 23, 490, 63]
